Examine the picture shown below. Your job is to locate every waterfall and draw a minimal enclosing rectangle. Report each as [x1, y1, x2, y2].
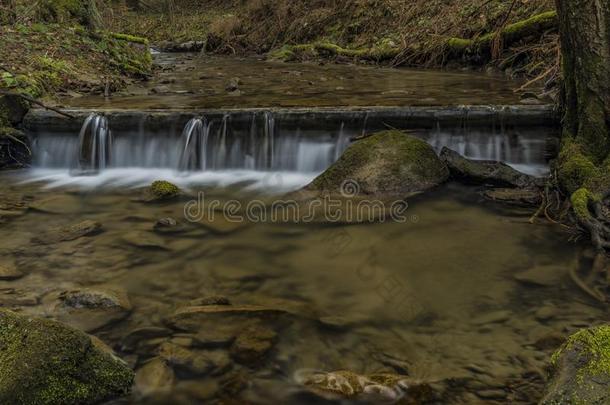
[78, 113, 112, 171]
[334, 122, 349, 160]
[178, 117, 209, 171]
[30, 112, 549, 180]
[215, 114, 229, 170]
[264, 111, 275, 169]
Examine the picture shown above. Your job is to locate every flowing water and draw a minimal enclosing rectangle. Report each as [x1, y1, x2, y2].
[59, 54, 534, 110]
[0, 172, 603, 404]
[0, 54, 585, 404]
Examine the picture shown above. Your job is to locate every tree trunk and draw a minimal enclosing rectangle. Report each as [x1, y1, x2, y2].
[556, 0, 610, 161]
[555, 0, 610, 249]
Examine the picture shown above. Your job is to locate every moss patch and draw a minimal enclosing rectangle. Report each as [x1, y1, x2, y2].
[0, 310, 133, 404]
[552, 326, 610, 382]
[150, 180, 180, 200]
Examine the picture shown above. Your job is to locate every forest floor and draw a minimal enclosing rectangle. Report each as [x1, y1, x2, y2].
[106, 0, 559, 83]
[0, 24, 151, 100]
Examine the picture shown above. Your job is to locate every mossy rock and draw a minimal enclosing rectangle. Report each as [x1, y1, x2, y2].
[0, 309, 134, 404]
[541, 325, 610, 404]
[0, 94, 29, 127]
[150, 180, 180, 199]
[305, 130, 449, 198]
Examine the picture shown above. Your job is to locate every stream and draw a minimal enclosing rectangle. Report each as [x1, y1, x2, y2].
[0, 53, 600, 404]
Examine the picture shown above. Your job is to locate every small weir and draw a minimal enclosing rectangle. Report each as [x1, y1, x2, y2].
[24, 106, 558, 188]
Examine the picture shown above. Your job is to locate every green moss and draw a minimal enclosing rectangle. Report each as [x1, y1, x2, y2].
[557, 140, 598, 194]
[446, 10, 557, 55]
[311, 130, 448, 195]
[150, 180, 180, 200]
[269, 41, 399, 62]
[0, 310, 133, 404]
[446, 37, 472, 52]
[552, 326, 610, 382]
[110, 32, 149, 45]
[570, 188, 594, 221]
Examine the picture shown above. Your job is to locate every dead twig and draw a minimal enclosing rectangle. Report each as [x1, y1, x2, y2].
[0, 90, 75, 119]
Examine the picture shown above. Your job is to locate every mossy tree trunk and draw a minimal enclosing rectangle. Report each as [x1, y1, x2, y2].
[555, 0, 610, 249]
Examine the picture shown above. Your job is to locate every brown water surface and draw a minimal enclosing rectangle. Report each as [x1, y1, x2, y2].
[0, 173, 602, 404]
[60, 54, 530, 110]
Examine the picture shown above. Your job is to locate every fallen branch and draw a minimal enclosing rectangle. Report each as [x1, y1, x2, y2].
[0, 90, 75, 119]
[445, 11, 558, 59]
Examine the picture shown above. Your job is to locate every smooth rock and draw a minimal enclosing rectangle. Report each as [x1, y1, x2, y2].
[121, 326, 173, 352]
[55, 287, 132, 332]
[135, 357, 175, 397]
[297, 370, 436, 402]
[29, 195, 83, 214]
[230, 325, 277, 365]
[303, 130, 449, 198]
[33, 220, 102, 244]
[165, 304, 292, 333]
[514, 265, 564, 287]
[535, 306, 559, 321]
[157, 343, 230, 376]
[0, 261, 23, 281]
[122, 231, 167, 250]
[471, 310, 512, 326]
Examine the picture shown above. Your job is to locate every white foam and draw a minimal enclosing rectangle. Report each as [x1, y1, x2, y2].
[18, 168, 318, 193]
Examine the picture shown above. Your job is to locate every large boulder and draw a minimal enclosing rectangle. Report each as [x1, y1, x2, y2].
[0, 310, 134, 404]
[541, 325, 610, 404]
[304, 130, 449, 198]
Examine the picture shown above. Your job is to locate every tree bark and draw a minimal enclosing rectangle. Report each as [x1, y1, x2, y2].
[556, 0, 610, 161]
[555, 0, 610, 249]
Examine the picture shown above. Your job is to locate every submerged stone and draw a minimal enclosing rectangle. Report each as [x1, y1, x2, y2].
[33, 220, 102, 244]
[296, 369, 436, 402]
[513, 265, 564, 287]
[303, 130, 449, 198]
[0, 309, 134, 404]
[135, 357, 175, 397]
[0, 261, 23, 281]
[541, 325, 610, 404]
[122, 231, 168, 250]
[230, 324, 277, 365]
[54, 287, 133, 332]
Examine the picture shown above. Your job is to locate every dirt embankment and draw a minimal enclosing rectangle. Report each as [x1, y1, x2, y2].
[0, 1, 152, 101]
[107, 0, 558, 81]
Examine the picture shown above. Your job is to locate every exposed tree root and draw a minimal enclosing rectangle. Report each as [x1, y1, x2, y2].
[569, 258, 606, 303]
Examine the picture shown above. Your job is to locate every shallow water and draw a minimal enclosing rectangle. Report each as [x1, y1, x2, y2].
[60, 54, 531, 109]
[0, 172, 603, 404]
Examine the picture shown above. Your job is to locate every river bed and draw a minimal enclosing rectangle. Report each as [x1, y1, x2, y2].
[0, 171, 603, 404]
